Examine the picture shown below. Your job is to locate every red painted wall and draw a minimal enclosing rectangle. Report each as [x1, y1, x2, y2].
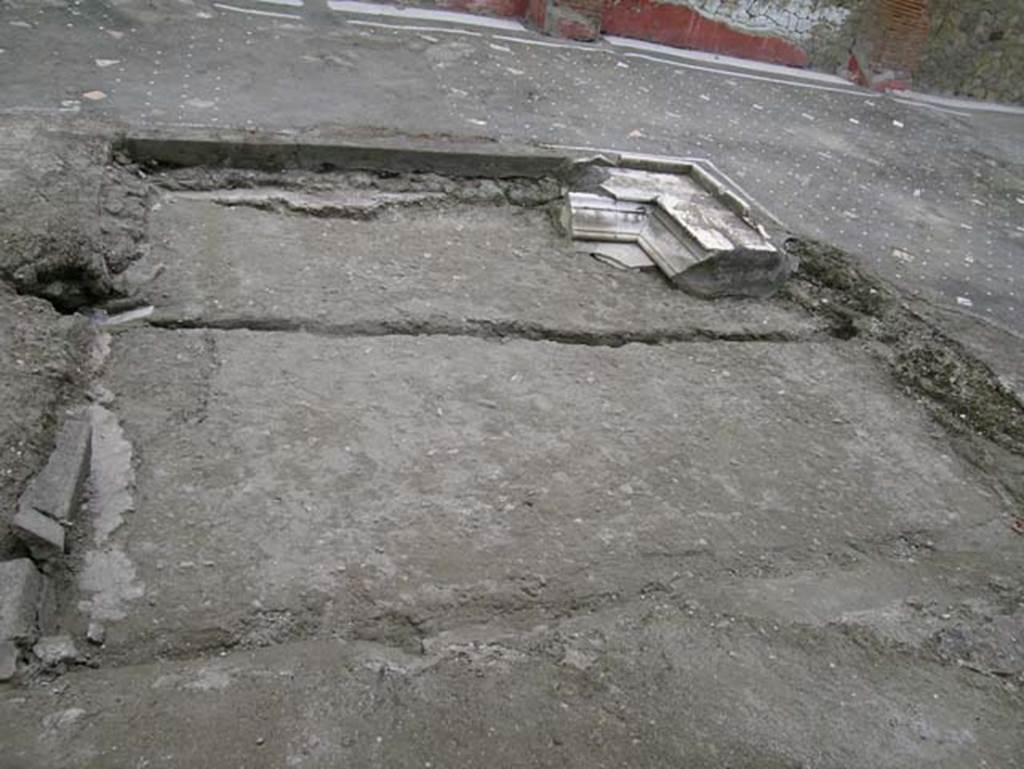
[394, 0, 814, 68]
[601, 0, 809, 67]
[434, 0, 529, 17]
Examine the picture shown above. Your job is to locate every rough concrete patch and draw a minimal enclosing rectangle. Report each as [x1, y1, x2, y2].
[782, 237, 1024, 458]
[175, 188, 448, 220]
[688, 553, 1023, 666]
[932, 613, 1024, 678]
[142, 197, 819, 342]
[0, 558, 46, 644]
[87, 405, 135, 545]
[0, 117, 136, 310]
[99, 160, 151, 269]
[77, 548, 144, 624]
[88, 328, 1010, 662]
[152, 165, 563, 209]
[6, 223, 121, 311]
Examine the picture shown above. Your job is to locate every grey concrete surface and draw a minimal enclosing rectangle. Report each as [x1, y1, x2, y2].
[88, 328, 1008, 664]
[1, 604, 1021, 769]
[0, 0, 1022, 333]
[143, 193, 818, 339]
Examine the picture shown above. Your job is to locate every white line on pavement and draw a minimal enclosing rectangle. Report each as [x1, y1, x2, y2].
[490, 34, 611, 53]
[346, 19, 482, 36]
[606, 36, 852, 87]
[213, 3, 302, 19]
[895, 90, 1024, 116]
[623, 52, 865, 98]
[889, 98, 971, 118]
[326, 1, 526, 31]
[254, 0, 304, 7]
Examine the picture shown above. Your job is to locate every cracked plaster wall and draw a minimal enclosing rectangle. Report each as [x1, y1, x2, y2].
[690, 0, 851, 40]
[688, 0, 859, 71]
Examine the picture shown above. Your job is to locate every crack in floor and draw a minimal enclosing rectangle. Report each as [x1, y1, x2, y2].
[76, 564, 1019, 690]
[79, 522, 1003, 670]
[142, 315, 828, 346]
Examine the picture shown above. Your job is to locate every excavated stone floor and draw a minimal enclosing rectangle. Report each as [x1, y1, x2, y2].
[1, 137, 1022, 769]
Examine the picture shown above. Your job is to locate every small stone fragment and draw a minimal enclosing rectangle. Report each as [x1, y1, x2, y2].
[33, 635, 80, 667]
[42, 708, 85, 731]
[18, 412, 92, 522]
[0, 640, 19, 681]
[11, 508, 66, 561]
[672, 248, 795, 300]
[86, 621, 106, 646]
[0, 559, 46, 643]
[82, 90, 107, 101]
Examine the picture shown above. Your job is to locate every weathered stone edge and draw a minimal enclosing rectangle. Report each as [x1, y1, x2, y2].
[10, 409, 92, 562]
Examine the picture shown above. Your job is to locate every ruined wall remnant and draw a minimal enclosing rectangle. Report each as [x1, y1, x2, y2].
[847, 0, 930, 90]
[916, 0, 1024, 103]
[614, 0, 1024, 102]
[419, 0, 1024, 102]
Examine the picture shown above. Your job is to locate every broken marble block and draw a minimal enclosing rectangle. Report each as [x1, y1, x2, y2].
[566, 165, 791, 298]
